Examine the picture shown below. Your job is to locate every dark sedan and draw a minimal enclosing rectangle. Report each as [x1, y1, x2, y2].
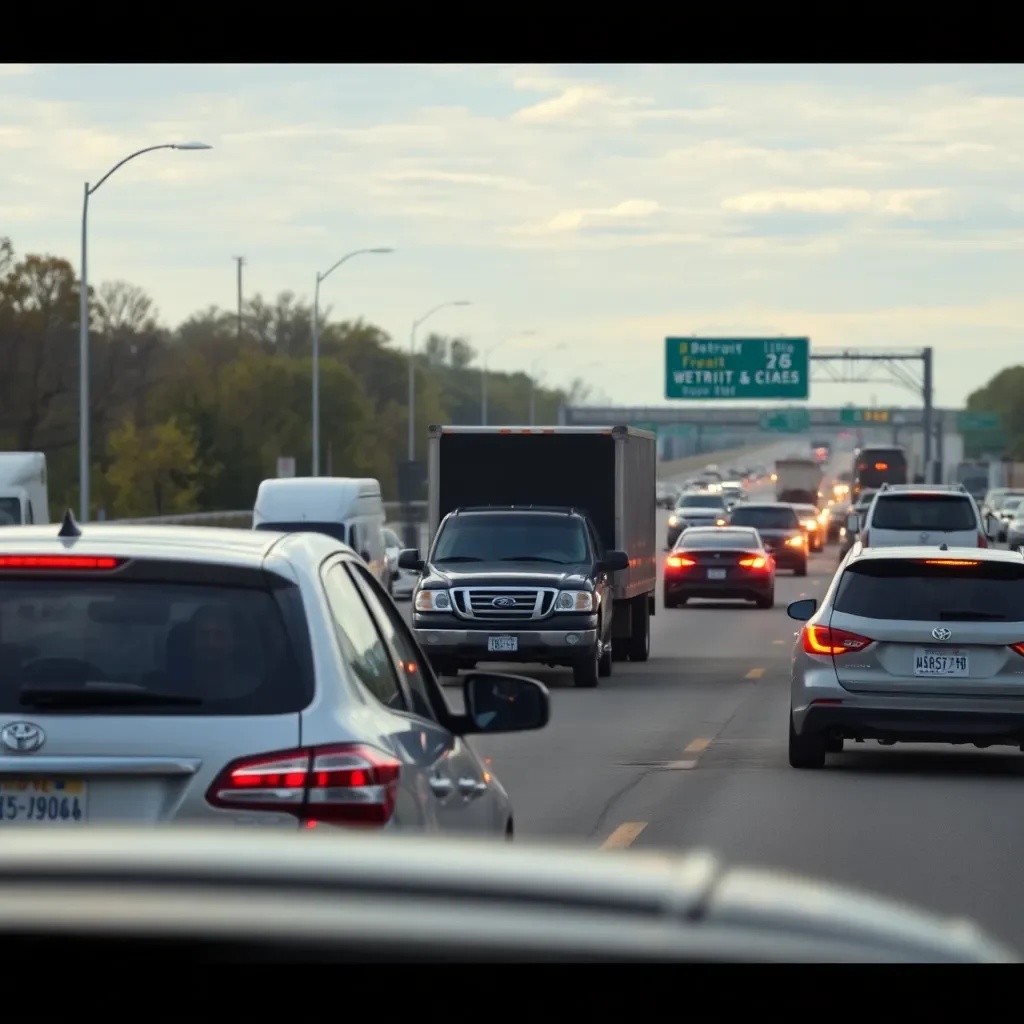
[664, 527, 776, 609]
[666, 491, 729, 548]
[793, 503, 825, 553]
[726, 502, 808, 576]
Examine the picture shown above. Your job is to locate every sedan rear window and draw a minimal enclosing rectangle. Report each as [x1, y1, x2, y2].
[0, 581, 313, 714]
[678, 493, 726, 509]
[870, 496, 977, 531]
[675, 530, 759, 550]
[835, 560, 1024, 621]
[729, 507, 800, 529]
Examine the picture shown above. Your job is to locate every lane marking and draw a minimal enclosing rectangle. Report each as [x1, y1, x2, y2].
[663, 760, 698, 770]
[601, 822, 647, 849]
[772, 639, 785, 645]
[745, 667, 765, 679]
[684, 737, 711, 754]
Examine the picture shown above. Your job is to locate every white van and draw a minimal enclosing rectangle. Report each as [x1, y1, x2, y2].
[0, 452, 49, 525]
[252, 477, 391, 591]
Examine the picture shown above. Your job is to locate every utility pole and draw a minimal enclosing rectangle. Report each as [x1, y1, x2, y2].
[233, 256, 245, 341]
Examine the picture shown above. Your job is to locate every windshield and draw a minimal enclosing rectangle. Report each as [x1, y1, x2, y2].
[0, 498, 22, 526]
[729, 506, 800, 529]
[835, 560, 1024, 621]
[675, 530, 760, 549]
[0, 580, 310, 714]
[432, 514, 590, 563]
[1002, 497, 1023, 514]
[254, 520, 347, 545]
[678, 493, 726, 510]
[870, 496, 976, 531]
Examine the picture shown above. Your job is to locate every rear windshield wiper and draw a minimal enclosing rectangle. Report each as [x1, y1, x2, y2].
[434, 556, 482, 562]
[938, 610, 1006, 621]
[19, 682, 202, 709]
[500, 556, 567, 563]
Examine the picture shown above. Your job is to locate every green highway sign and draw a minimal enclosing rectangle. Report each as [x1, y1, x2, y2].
[839, 408, 891, 426]
[665, 337, 810, 401]
[760, 409, 811, 433]
[957, 411, 1001, 432]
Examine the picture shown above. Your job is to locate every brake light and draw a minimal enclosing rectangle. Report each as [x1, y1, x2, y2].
[977, 531, 988, 548]
[206, 744, 401, 826]
[923, 559, 979, 566]
[875, 462, 888, 470]
[0, 555, 121, 570]
[802, 625, 873, 656]
[1011, 643, 1024, 657]
[666, 555, 695, 568]
[738, 555, 767, 569]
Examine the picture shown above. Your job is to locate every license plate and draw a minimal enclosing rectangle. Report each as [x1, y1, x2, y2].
[0, 779, 88, 825]
[487, 635, 518, 653]
[707, 568, 727, 580]
[913, 649, 969, 677]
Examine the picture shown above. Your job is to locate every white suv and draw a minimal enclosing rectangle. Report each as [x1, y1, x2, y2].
[854, 484, 998, 549]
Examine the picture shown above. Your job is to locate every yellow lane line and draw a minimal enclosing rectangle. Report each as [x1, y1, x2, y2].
[745, 667, 765, 679]
[601, 822, 647, 849]
[684, 737, 711, 754]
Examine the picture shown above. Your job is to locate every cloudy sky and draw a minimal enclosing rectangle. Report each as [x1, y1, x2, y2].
[2, 62, 1023, 411]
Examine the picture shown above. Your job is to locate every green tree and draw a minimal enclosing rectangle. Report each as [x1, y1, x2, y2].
[965, 365, 1024, 459]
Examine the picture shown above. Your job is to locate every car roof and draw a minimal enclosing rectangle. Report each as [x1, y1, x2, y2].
[848, 545, 1023, 565]
[682, 526, 755, 535]
[733, 502, 795, 510]
[0, 522, 347, 570]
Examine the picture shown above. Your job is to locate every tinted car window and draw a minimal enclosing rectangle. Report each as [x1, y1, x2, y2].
[0, 580, 312, 714]
[870, 496, 976, 531]
[432, 515, 590, 564]
[729, 506, 800, 529]
[678, 493, 726, 509]
[254, 521, 348, 546]
[0, 498, 21, 526]
[322, 564, 405, 711]
[835, 560, 1024, 621]
[675, 530, 760, 549]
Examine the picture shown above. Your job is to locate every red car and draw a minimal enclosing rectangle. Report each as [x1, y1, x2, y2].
[664, 526, 776, 609]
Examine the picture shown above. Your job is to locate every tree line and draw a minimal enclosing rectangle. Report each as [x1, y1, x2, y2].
[0, 236, 588, 520]
[965, 365, 1024, 461]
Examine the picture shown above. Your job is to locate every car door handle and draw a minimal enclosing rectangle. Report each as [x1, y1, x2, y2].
[429, 775, 454, 798]
[458, 776, 487, 798]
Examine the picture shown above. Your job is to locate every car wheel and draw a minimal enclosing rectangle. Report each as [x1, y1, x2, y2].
[627, 599, 650, 662]
[573, 645, 600, 688]
[664, 592, 678, 609]
[755, 589, 774, 609]
[825, 734, 844, 753]
[597, 636, 613, 678]
[794, 561, 808, 577]
[788, 712, 826, 769]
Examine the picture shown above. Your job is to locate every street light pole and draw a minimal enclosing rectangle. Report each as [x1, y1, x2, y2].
[311, 247, 393, 476]
[482, 330, 536, 426]
[408, 300, 471, 462]
[79, 141, 211, 522]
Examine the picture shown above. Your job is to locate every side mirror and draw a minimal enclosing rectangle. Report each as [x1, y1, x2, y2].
[461, 672, 550, 735]
[846, 513, 860, 534]
[598, 549, 630, 572]
[787, 598, 818, 622]
[398, 548, 424, 572]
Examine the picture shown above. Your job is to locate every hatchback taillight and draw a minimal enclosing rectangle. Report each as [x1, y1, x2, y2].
[1010, 643, 1024, 657]
[802, 624, 873, 656]
[206, 744, 401, 826]
[977, 531, 988, 548]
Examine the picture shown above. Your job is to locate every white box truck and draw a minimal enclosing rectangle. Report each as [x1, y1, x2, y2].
[0, 452, 49, 526]
[774, 457, 823, 505]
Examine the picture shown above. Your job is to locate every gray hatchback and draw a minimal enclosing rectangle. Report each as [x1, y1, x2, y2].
[786, 545, 1024, 769]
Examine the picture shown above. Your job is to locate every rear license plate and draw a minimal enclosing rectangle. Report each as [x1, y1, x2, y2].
[0, 780, 88, 825]
[488, 635, 518, 653]
[707, 568, 727, 580]
[913, 649, 969, 677]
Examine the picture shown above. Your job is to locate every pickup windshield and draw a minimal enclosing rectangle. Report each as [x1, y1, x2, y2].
[432, 514, 590, 564]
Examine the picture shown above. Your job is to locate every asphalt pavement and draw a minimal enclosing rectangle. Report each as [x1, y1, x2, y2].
[402, 469, 1024, 953]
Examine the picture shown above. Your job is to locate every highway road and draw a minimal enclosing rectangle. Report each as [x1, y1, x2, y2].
[404, 470, 1024, 954]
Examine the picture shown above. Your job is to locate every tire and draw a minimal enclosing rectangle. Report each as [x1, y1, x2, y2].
[598, 636, 613, 678]
[664, 592, 678, 609]
[755, 589, 775, 609]
[825, 734, 844, 754]
[627, 598, 650, 662]
[794, 561, 808, 577]
[789, 712, 826, 769]
[573, 645, 600, 688]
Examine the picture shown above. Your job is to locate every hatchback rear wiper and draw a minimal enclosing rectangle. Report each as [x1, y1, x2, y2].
[938, 610, 1006, 621]
[19, 682, 202, 709]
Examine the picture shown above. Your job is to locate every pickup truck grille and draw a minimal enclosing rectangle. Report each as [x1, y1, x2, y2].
[452, 587, 558, 620]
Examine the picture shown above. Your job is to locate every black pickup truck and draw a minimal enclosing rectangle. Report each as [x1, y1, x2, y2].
[400, 506, 629, 689]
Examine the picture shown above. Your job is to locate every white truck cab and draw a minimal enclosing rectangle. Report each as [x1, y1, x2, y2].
[252, 477, 390, 590]
[0, 452, 49, 526]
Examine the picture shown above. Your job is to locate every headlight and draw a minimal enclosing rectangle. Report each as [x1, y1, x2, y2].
[715, 518, 727, 526]
[415, 589, 452, 612]
[555, 590, 595, 612]
[786, 535, 806, 547]
[801, 519, 817, 530]
[668, 515, 679, 526]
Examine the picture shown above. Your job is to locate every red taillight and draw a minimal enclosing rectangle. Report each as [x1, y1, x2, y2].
[738, 554, 767, 570]
[0, 555, 121, 570]
[977, 531, 988, 548]
[802, 624, 873, 656]
[1011, 643, 1024, 657]
[206, 744, 401, 826]
[666, 555, 695, 568]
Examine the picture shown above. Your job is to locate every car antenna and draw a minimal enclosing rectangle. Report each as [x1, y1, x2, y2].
[57, 509, 82, 539]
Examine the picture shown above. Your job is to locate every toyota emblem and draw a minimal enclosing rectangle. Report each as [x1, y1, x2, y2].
[492, 597, 515, 608]
[0, 721, 45, 754]
[931, 627, 952, 641]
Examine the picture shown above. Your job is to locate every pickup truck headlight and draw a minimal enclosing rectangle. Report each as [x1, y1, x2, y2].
[415, 589, 452, 612]
[668, 515, 679, 526]
[554, 590, 595, 612]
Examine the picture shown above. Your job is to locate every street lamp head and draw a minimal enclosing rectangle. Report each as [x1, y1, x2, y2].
[172, 142, 213, 151]
[368, 248, 394, 254]
[454, 301, 472, 307]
